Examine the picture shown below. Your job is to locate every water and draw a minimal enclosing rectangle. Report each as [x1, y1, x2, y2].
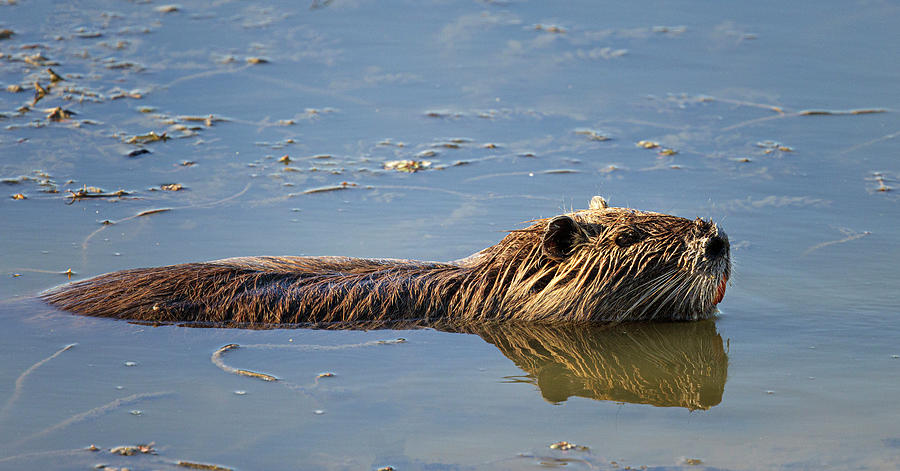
[1, 0, 899, 469]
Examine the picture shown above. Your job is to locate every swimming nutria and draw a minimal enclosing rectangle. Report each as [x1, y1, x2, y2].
[42, 196, 730, 325]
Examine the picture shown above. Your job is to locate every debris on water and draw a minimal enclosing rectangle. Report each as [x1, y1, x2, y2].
[126, 131, 169, 144]
[129, 409, 142, 415]
[313, 409, 326, 415]
[171, 124, 199, 137]
[678, 457, 704, 466]
[24, 53, 57, 67]
[317, 372, 335, 378]
[416, 150, 437, 158]
[377, 467, 395, 471]
[575, 129, 610, 141]
[376, 338, 406, 345]
[483, 143, 498, 148]
[108, 87, 144, 99]
[46, 106, 75, 121]
[756, 140, 793, 153]
[179, 114, 223, 127]
[872, 172, 892, 192]
[542, 169, 579, 174]
[0, 29, 13, 40]
[278, 155, 292, 164]
[177, 460, 234, 471]
[124, 361, 137, 367]
[384, 160, 431, 173]
[160, 183, 183, 191]
[181, 160, 196, 166]
[311, 154, 332, 159]
[211, 344, 278, 381]
[66, 185, 129, 202]
[798, 108, 886, 116]
[6, 84, 22, 93]
[658, 148, 678, 156]
[637, 140, 660, 149]
[155, 4, 180, 13]
[246, 57, 269, 64]
[110, 443, 155, 455]
[127, 149, 151, 157]
[234, 390, 247, 395]
[105, 59, 145, 71]
[766, 390, 775, 395]
[136, 208, 172, 217]
[46, 67, 65, 83]
[136, 443, 156, 454]
[303, 181, 357, 194]
[11, 193, 26, 200]
[88, 444, 100, 452]
[61, 86, 102, 103]
[33, 81, 48, 104]
[234, 367, 276, 381]
[549, 441, 589, 451]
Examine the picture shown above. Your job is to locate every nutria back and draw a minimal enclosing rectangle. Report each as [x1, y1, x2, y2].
[42, 196, 731, 325]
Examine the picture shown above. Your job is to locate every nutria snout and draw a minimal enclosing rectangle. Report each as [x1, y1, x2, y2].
[42, 196, 731, 326]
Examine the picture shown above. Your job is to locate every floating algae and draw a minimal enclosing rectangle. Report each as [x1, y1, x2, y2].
[126, 131, 169, 144]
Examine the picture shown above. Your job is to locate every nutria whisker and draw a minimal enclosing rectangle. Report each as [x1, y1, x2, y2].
[42, 196, 731, 325]
[621, 270, 679, 321]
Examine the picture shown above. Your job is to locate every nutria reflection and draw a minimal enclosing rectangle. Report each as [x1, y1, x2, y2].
[460, 320, 728, 410]
[133, 316, 727, 410]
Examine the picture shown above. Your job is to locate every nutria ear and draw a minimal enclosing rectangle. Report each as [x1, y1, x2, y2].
[589, 196, 608, 210]
[542, 216, 587, 262]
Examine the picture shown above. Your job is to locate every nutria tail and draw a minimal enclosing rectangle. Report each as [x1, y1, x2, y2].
[41, 256, 464, 325]
[41, 262, 261, 324]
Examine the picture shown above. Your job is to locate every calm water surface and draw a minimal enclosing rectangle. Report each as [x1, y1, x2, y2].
[1, 0, 899, 469]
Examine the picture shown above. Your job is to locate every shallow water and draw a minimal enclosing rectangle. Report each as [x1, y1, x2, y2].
[1, 0, 899, 469]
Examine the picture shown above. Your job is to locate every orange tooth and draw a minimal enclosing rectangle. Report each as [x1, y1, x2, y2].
[714, 276, 727, 305]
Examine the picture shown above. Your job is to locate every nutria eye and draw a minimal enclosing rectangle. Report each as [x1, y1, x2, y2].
[615, 230, 644, 248]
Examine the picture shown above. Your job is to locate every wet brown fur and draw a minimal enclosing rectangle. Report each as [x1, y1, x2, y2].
[42, 197, 731, 326]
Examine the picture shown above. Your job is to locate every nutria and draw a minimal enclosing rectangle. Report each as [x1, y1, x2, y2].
[42, 196, 731, 325]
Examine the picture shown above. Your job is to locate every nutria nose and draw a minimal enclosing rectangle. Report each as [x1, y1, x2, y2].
[705, 235, 729, 260]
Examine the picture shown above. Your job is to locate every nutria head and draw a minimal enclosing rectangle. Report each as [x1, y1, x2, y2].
[473, 196, 731, 322]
